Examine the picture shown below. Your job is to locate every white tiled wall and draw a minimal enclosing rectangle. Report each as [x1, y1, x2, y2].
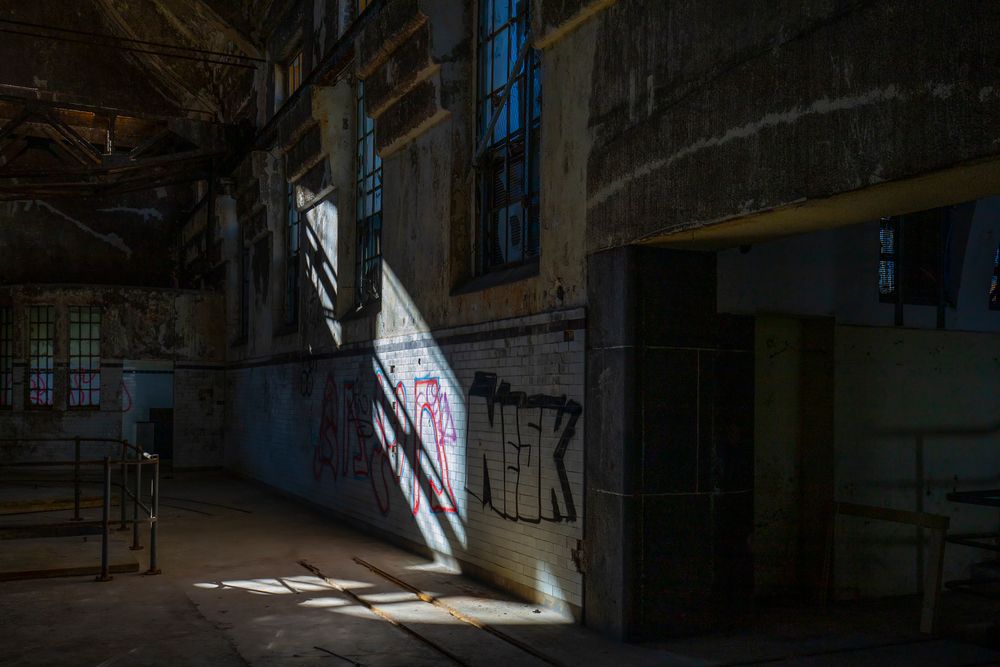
[225, 308, 586, 610]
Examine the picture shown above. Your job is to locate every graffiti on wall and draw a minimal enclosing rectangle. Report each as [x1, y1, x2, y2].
[310, 366, 581, 524]
[312, 370, 458, 517]
[466, 371, 581, 524]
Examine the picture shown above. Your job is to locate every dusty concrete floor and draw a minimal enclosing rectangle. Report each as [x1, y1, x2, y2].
[1, 471, 999, 667]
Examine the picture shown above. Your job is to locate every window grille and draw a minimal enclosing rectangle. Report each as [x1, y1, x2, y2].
[476, 0, 541, 272]
[69, 306, 101, 408]
[27, 306, 54, 407]
[356, 79, 382, 307]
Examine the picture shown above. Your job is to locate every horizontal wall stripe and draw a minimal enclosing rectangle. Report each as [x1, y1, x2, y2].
[227, 315, 586, 372]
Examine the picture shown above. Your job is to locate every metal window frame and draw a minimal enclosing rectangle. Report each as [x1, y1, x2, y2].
[475, 0, 541, 275]
[878, 216, 899, 303]
[355, 78, 382, 308]
[27, 305, 55, 408]
[68, 305, 101, 409]
[0, 307, 11, 408]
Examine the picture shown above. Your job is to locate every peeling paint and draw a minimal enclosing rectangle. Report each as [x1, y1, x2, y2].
[98, 206, 165, 222]
[32, 200, 133, 259]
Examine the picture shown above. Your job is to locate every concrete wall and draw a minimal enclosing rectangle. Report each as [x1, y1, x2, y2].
[753, 316, 804, 597]
[718, 214, 1000, 598]
[0, 285, 225, 467]
[225, 309, 586, 614]
[833, 325, 1000, 597]
[584, 0, 1000, 250]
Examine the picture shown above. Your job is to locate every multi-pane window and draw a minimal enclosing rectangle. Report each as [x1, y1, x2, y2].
[285, 182, 301, 327]
[356, 79, 382, 306]
[878, 209, 948, 306]
[878, 217, 896, 298]
[476, 0, 541, 273]
[27, 306, 54, 407]
[68, 306, 101, 408]
[990, 244, 999, 311]
[286, 51, 303, 98]
[0, 307, 12, 408]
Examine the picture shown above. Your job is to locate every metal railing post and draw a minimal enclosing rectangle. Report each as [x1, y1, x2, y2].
[96, 456, 113, 582]
[118, 440, 129, 530]
[130, 446, 143, 551]
[71, 436, 82, 522]
[145, 456, 161, 575]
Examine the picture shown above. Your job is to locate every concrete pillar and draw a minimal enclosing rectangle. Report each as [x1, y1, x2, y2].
[585, 246, 755, 639]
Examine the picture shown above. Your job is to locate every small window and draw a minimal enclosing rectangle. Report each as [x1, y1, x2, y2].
[878, 208, 948, 306]
[285, 182, 301, 327]
[990, 244, 999, 311]
[878, 217, 896, 298]
[0, 307, 12, 408]
[27, 305, 54, 407]
[356, 79, 382, 307]
[240, 224, 251, 340]
[476, 0, 541, 273]
[69, 306, 101, 409]
[286, 51, 303, 99]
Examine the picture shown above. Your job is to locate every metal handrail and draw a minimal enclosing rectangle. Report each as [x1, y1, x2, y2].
[0, 435, 161, 580]
[0, 436, 149, 454]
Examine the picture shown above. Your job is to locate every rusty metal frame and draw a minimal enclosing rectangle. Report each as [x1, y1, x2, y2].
[0, 436, 162, 580]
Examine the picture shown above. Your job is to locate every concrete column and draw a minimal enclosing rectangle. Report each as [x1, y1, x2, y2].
[585, 246, 755, 639]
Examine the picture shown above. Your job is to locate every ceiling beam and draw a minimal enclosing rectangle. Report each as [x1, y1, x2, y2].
[0, 108, 32, 147]
[0, 88, 211, 123]
[0, 146, 224, 179]
[41, 112, 104, 164]
[0, 25, 258, 68]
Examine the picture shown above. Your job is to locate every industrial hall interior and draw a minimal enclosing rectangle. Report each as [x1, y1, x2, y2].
[1, 1, 999, 665]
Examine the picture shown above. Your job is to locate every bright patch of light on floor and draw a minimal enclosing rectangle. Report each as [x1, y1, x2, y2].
[298, 596, 350, 609]
[281, 574, 356, 591]
[431, 596, 573, 625]
[322, 595, 573, 625]
[194, 576, 372, 595]
[405, 556, 460, 574]
[357, 591, 418, 604]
